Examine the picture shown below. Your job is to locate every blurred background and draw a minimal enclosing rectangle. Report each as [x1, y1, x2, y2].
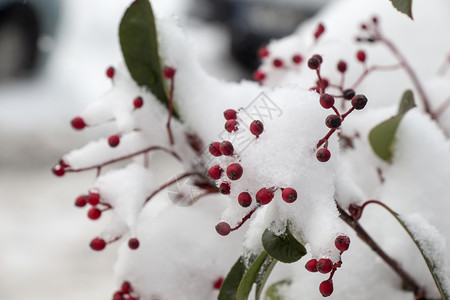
[0, 0, 325, 298]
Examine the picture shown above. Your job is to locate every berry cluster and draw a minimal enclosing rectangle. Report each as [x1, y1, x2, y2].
[305, 234, 350, 297]
[210, 109, 299, 236]
[112, 281, 140, 300]
[305, 53, 368, 162]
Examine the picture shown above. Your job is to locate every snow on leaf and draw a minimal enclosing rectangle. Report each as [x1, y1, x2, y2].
[262, 223, 307, 263]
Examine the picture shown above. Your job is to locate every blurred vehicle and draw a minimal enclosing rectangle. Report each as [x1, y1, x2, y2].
[191, 0, 326, 73]
[0, 0, 60, 79]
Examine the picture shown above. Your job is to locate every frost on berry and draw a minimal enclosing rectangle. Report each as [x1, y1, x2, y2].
[219, 182, 231, 195]
[249, 120, 264, 137]
[223, 109, 237, 120]
[224, 120, 239, 133]
[215, 222, 231, 236]
[335, 235, 351, 252]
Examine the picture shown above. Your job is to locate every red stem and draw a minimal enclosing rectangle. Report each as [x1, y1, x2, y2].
[317, 129, 336, 148]
[231, 206, 260, 231]
[166, 77, 175, 145]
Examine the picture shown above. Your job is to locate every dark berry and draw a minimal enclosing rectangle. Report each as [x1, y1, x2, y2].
[128, 238, 140, 250]
[361, 23, 368, 30]
[75, 195, 87, 207]
[253, 70, 266, 82]
[258, 47, 269, 58]
[282, 188, 297, 203]
[224, 120, 239, 133]
[133, 96, 143, 109]
[209, 142, 222, 157]
[325, 115, 342, 129]
[319, 279, 334, 297]
[238, 192, 252, 207]
[52, 164, 65, 177]
[223, 109, 237, 120]
[273, 58, 283, 68]
[372, 16, 378, 24]
[335, 235, 351, 252]
[226, 163, 243, 180]
[215, 222, 231, 236]
[313, 54, 323, 64]
[108, 135, 120, 147]
[121, 281, 132, 294]
[316, 148, 331, 162]
[88, 208, 102, 220]
[208, 165, 223, 180]
[305, 259, 318, 272]
[250, 120, 264, 137]
[163, 66, 175, 79]
[256, 188, 274, 205]
[71, 116, 86, 130]
[113, 291, 124, 300]
[351, 94, 368, 110]
[88, 192, 100, 206]
[90, 237, 106, 251]
[356, 50, 366, 63]
[219, 182, 231, 195]
[317, 258, 333, 274]
[337, 60, 347, 73]
[220, 141, 234, 156]
[213, 277, 224, 290]
[308, 57, 321, 70]
[292, 54, 303, 64]
[343, 89, 355, 100]
[320, 94, 335, 109]
[106, 66, 115, 79]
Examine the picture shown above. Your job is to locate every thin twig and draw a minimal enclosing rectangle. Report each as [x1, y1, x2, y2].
[166, 76, 175, 145]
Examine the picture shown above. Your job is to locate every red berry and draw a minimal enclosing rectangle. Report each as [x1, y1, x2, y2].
[282, 188, 297, 203]
[128, 238, 140, 250]
[90, 237, 106, 251]
[133, 96, 143, 109]
[106, 66, 115, 79]
[208, 165, 223, 180]
[273, 58, 283, 68]
[316, 148, 331, 162]
[320, 94, 335, 109]
[325, 115, 342, 129]
[219, 182, 231, 195]
[52, 164, 65, 177]
[317, 258, 333, 274]
[108, 135, 120, 147]
[372, 16, 378, 24]
[361, 23, 368, 30]
[258, 47, 269, 58]
[226, 163, 243, 180]
[335, 235, 351, 252]
[256, 188, 274, 205]
[213, 277, 224, 290]
[113, 291, 124, 300]
[209, 142, 222, 157]
[314, 23, 325, 39]
[356, 50, 366, 63]
[253, 70, 266, 82]
[351, 94, 368, 110]
[88, 208, 102, 220]
[250, 120, 264, 137]
[238, 192, 252, 207]
[313, 54, 323, 64]
[319, 279, 334, 297]
[124, 297, 137, 300]
[223, 109, 237, 120]
[88, 192, 100, 206]
[220, 141, 234, 156]
[121, 281, 132, 294]
[75, 195, 87, 207]
[305, 259, 318, 272]
[343, 89, 355, 100]
[71, 116, 86, 130]
[163, 66, 176, 79]
[215, 222, 231, 236]
[337, 60, 347, 73]
[308, 56, 321, 70]
[292, 54, 303, 64]
[224, 120, 239, 133]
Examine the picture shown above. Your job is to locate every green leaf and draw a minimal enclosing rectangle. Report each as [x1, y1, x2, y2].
[218, 256, 248, 300]
[255, 258, 277, 300]
[236, 251, 270, 300]
[389, 0, 413, 19]
[119, 0, 179, 118]
[265, 280, 291, 300]
[368, 90, 415, 162]
[262, 224, 307, 263]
